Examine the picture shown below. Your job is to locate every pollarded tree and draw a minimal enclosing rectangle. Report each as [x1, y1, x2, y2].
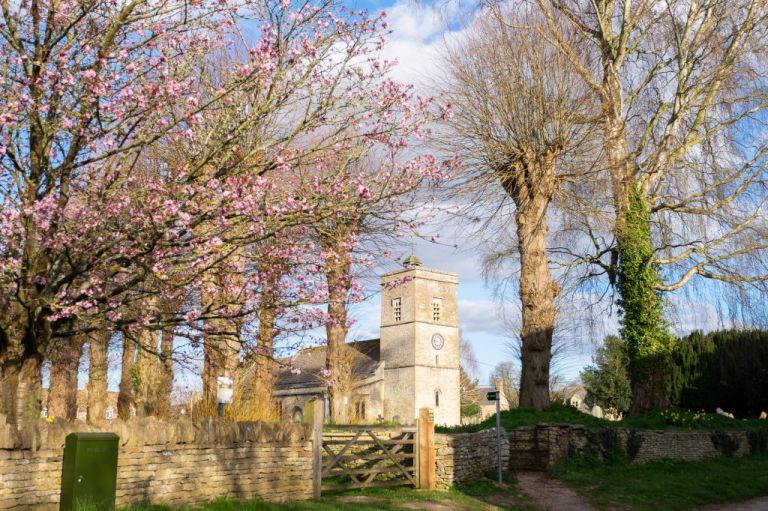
[434, 8, 599, 409]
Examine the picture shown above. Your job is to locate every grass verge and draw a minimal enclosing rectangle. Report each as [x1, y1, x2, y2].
[550, 454, 768, 511]
[438, 403, 768, 433]
[122, 476, 537, 511]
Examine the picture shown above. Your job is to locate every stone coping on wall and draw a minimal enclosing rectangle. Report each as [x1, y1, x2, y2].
[0, 414, 311, 451]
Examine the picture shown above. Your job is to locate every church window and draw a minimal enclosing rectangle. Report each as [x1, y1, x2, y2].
[355, 400, 366, 421]
[432, 298, 442, 321]
[392, 297, 402, 322]
[435, 390, 440, 407]
[292, 407, 303, 423]
[105, 407, 114, 420]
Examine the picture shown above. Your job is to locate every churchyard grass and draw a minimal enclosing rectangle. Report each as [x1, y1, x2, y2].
[550, 453, 768, 511]
[438, 403, 768, 433]
[121, 479, 537, 511]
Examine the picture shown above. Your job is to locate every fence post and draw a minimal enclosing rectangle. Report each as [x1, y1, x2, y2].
[304, 398, 324, 498]
[417, 407, 435, 490]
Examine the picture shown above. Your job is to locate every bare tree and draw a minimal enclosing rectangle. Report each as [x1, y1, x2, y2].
[434, 8, 599, 409]
[533, 0, 768, 412]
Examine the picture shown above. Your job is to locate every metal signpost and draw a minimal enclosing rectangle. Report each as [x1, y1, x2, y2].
[216, 376, 233, 418]
[486, 390, 502, 484]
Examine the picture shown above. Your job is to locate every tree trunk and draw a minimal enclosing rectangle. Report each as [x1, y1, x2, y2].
[516, 191, 559, 410]
[48, 336, 85, 420]
[201, 267, 243, 417]
[0, 313, 50, 435]
[155, 322, 174, 420]
[600, 62, 673, 413]
[0, 361, 21, 428]
[17, 355, 43, 445]
[629, 357, 669, 415]
[246, 266, 283, 421]
[1, 353, 44, 445]
[87, 330, 110, 423]
[135, 329, 159, 417]
[617, 184, 674, 414]
[325, 246, 352, 423]
[117, 335, 136, 420]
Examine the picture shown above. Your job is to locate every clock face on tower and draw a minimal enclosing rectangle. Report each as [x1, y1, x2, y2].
[431, 333, 445, 350]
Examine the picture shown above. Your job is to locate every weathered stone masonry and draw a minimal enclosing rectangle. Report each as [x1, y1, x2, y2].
[0, 417, 313, 510]
[508, 423, 768, 470]
[434, 429, 509, 489]
[434, 424, 768, 490]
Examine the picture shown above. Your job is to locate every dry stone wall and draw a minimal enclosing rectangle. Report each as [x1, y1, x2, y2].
[508, 424, 768, 470]
[0, 416, 313, 510]
[434, 429, 509, 489]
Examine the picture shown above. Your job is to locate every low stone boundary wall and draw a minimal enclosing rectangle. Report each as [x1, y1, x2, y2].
[434, 429, 509, 489]
[0, 417, 313, 510]
[509, 423, 768, 470]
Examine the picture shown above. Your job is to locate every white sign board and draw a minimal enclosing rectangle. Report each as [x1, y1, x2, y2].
[216, 376, 234, 404]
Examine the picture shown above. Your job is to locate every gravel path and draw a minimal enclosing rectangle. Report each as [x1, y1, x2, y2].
[515, 471, 597, 511]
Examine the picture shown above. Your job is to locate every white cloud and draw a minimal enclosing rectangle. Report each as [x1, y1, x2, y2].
[459, 298, 513, 336]
[379, 0, 476, 90]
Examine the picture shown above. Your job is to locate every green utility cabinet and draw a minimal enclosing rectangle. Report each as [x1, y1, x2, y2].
[60, 432, 119, 511]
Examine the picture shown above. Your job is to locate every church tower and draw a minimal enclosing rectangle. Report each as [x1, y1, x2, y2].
[380, 256, 460, 426]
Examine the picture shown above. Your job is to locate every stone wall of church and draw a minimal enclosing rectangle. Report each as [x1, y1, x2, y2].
[0, 417, 313, 510]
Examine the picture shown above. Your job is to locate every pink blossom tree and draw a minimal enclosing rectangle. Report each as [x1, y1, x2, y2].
[1, 0, 449, 432]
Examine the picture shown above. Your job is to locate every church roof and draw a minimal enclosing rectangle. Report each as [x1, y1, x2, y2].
[275, 339, 381, 390]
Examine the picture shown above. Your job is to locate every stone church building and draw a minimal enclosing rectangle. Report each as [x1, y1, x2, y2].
[274, 256, 461, 426]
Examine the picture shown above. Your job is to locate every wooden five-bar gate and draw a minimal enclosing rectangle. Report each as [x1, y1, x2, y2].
[321, 425, 417, 492]
[305, 401, 435, 497]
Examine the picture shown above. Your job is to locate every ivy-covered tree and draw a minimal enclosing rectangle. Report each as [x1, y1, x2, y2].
[616, 186, 675, 413]
[534, 0, 768, 412]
